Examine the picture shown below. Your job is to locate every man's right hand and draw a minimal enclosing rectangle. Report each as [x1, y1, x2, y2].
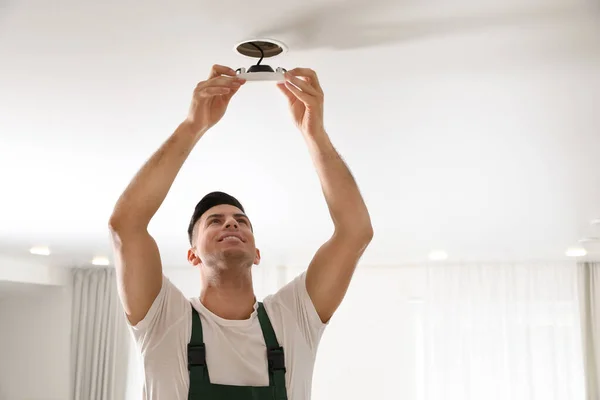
[186, 64, 246, 134]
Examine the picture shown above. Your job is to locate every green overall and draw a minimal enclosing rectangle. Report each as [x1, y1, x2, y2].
[187, 302, 288, 400]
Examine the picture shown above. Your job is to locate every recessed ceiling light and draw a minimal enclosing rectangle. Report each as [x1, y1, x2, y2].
[30, 246, 50, 256]
[234, 38, 288, 58]
[429, 250, 448, 261]
[565, 247, 587, 257]
[92, 256, 110, 266]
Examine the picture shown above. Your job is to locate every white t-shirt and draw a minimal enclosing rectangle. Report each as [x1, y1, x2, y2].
[127, 271, 328, 400]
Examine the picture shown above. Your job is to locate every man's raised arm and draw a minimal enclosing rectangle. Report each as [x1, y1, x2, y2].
[108, 65, 246, 325]
[277, 68, 373, 324]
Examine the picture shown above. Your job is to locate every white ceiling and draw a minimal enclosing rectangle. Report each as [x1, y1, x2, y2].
[1, 0, 600, 269]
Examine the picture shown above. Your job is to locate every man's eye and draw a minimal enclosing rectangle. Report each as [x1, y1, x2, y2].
[237, 219, 247, 225]
[210, 219, 220, 224]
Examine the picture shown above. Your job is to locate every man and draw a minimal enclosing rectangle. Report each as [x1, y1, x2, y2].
[108, 64, 373, 400]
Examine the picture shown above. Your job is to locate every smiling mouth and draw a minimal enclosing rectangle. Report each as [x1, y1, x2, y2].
[219, 236, 243, 243]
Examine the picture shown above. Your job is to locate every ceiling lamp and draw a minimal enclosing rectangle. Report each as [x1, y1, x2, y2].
[30, 246, 50, 256]
[233, 38, 288, 82]
[565, 247, 587, 257]
[92, 256, 110, 266]
[428, 250, 448, 261]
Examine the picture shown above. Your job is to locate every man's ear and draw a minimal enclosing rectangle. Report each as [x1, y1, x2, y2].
[254, 248, 261, 266]
[187, 248, 202, 266]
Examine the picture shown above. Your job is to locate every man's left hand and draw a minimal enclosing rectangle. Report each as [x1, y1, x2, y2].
[277, 68, 325, 138]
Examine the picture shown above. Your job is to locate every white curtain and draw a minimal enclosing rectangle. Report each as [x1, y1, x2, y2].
[71, 267, 129, 400]
[416, 262, 586, 400]
[578, 262, 600, 400]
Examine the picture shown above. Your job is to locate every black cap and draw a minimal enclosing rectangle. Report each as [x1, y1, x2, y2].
[187, 191, 245, 244]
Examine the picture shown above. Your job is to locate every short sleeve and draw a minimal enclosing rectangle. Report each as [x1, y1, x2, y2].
[268, 271, 328, 351]
[127, 274, 190, 353]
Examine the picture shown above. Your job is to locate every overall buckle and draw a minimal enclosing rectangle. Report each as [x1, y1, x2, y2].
[267, 347, 286, 372]
[187, 344, 206, 369]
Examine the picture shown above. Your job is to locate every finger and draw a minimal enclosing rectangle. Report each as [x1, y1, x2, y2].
[284, 80, 315, 106]
[284, 72, 319, 97]
[208, 64, 237, 79]
[277, 82, 297, 105]
[210, 75, 246, 87]
[222, 84, 242, 102]
[200, 76, 245, 90]
[198, 87, 231, 97]
[288, 68, 322, 92]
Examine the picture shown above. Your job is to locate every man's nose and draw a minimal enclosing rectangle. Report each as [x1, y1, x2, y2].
[225, 219, 238, 229]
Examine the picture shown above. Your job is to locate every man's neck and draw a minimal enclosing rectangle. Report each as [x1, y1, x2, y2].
[199, 268, 256, 320]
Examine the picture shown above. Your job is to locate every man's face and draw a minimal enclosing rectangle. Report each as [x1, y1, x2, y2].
[188, 204, 260, 268]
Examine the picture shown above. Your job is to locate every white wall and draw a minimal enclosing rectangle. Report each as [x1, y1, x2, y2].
[0, 282, 73, 400]
[0, 255, 71, 286]
[0, 257, 73, 400]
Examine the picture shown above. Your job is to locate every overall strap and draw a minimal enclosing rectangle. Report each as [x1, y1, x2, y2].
[257, 302, 288, 400]
[188, 304, 209, 399]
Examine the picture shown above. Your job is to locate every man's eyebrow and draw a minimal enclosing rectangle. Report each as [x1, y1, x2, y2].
[205, 213, 249, 221]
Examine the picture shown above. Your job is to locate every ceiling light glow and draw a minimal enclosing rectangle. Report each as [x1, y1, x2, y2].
[565, 247, 587, 257]
[30, 246, 50, 256]
[429, 250, 448, 261]
[92, 256, 110, 266]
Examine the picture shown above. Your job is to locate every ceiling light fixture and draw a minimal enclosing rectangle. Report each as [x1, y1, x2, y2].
[92, 256, 110, 266]
[428, 250, 448, 261]
[30, 246, 50, 256]
[234, 38, 288, 58]
[233, 38, 288, 82]
[565, 247, 587, 257]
